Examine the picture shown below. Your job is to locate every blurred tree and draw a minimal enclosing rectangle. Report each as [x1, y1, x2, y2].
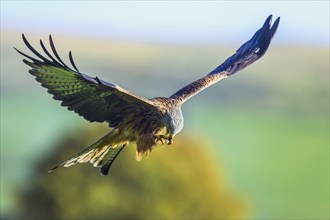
[17, 126, 246, 219]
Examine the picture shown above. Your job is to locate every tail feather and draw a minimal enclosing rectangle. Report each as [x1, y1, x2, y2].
[49, 130, 127, 175]
[99, 144, 127, 176]
[91, 146, 111, 165]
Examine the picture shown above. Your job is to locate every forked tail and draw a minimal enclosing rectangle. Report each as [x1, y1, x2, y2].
[49, 130, 127, 175]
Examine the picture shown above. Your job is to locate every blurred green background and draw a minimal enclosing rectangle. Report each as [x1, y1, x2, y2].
[1, 1, 329, 219]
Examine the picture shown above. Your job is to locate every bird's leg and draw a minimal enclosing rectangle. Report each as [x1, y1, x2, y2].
[156, 135, 167, 145]
[153, 127, 174, 146]
[167, 134, 173, 145]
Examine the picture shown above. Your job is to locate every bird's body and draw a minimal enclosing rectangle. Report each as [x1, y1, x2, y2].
[16, 15, 280, 175]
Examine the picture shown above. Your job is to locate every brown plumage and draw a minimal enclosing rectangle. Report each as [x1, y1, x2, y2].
[15, 15, 280, 175]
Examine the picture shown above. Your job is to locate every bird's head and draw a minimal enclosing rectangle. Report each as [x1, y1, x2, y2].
[162, 107, 184, 136]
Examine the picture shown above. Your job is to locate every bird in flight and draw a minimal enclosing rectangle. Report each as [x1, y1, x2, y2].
[16, 15, 280, 175]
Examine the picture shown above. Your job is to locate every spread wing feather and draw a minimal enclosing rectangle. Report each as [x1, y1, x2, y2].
[208, 15, 280, 76]
[171, 15, 280, 104]
[15, 34, 159, 127]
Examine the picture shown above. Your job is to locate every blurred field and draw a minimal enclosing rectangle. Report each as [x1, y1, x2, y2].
[1, 31, 329, 219]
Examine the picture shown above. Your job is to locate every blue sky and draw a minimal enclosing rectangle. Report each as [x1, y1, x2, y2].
[1, 1, 329, 45]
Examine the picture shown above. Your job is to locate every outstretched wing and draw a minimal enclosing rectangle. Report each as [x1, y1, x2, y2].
[15, 34, 160, 127]
[171, 15, 280, 104]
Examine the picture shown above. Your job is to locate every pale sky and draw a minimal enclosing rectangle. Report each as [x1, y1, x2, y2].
[1, 1, 329, 45]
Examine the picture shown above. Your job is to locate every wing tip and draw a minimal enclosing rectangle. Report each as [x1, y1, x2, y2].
[208, 14, 280, 76]
[271, 16, 281, 39]
[266, 14, 273, 24]
[251, 14, 280, 59]
[17, 34, 82, 73]
[13, 46, 20, 53]
[69, 50, 80, 73]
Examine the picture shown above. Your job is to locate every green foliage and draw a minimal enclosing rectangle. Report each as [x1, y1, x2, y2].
[17, 126, 246, 219]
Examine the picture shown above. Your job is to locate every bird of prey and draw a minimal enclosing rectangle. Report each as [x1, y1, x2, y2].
[16, 15, 280, 175]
